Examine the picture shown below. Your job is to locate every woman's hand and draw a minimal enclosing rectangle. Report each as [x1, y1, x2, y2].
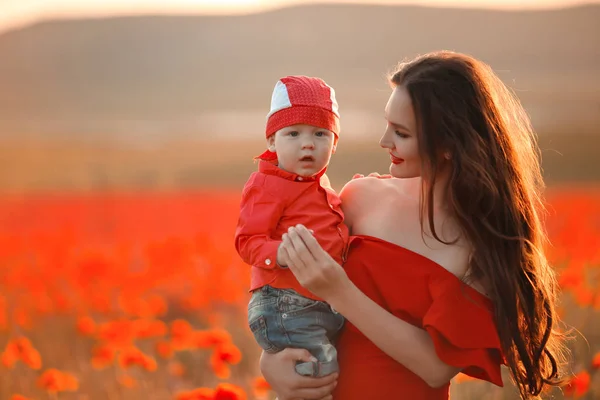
[352, 172, 393, 179]
[279, 224, 351, 302]
[260, 349, 338, 400]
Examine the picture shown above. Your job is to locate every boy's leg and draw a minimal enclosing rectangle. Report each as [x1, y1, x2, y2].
[294, 342, 338, 377]
[248, 287, 288, 353]
[278, 290, 345, 377]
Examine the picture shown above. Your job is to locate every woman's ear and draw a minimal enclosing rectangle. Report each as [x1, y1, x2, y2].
[443, 151, 451, 160]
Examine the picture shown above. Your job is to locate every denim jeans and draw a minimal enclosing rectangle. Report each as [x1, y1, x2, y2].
[248, 285, 345, 377]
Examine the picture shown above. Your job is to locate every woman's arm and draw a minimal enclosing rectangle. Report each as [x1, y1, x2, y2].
[259, 348, 338, 400]
[281, 225, 461, 388]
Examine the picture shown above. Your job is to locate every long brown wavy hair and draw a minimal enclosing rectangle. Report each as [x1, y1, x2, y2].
[389, 51, 569, 398]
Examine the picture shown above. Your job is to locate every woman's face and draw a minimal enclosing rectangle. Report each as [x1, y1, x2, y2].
[380, 86, 422, 178]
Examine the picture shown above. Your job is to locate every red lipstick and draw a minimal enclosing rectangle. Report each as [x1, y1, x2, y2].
[390, 153, 404, 164]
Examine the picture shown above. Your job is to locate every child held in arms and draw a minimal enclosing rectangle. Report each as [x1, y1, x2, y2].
[235, 75, 349, 377]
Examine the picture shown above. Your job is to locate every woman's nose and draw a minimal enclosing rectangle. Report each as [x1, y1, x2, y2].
[379, 131, 390, 148]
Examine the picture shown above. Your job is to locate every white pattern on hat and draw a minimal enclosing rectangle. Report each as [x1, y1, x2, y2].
[329, 86, 339, 117]
[266, 80, 292, 119]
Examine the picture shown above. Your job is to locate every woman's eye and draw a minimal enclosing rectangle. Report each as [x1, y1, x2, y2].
[395, 131, 409, 138]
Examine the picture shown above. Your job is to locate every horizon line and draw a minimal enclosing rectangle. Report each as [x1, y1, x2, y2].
[0, 0, 597, 36]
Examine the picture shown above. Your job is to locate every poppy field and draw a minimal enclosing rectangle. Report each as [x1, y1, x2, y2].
[0, 187, 599, 400]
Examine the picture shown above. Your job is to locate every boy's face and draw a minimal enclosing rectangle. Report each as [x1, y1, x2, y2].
[268, 124, 337, 177]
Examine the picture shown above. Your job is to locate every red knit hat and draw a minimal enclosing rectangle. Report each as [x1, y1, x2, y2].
[256, 76, 340, 161]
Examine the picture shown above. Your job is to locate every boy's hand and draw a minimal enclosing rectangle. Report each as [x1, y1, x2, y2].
[277, 242, 289, 268]
[277, 229, 314, 268]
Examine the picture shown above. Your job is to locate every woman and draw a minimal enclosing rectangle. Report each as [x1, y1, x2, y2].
[260, 51, 568, 400]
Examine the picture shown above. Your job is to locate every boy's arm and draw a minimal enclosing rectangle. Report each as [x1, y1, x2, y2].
[235, 183, 286, 269]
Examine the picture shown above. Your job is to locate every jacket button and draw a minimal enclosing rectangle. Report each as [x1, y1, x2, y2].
[265, 259, 272, 266]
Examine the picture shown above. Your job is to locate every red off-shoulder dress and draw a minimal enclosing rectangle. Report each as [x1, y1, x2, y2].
[333, 235, 504, 399]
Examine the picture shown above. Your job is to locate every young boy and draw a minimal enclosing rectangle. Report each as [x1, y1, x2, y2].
[234, 75, 349, 377]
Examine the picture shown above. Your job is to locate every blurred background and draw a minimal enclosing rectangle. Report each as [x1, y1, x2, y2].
[0, 0, 599, 399]
[0, 0, 599, 191]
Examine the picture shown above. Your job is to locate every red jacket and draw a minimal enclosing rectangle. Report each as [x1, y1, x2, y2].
[235, 161, 349, 300]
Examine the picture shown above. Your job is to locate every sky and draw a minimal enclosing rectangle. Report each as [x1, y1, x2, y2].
[0, 0, 596, 34]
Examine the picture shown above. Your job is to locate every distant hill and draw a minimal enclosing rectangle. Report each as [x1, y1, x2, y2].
[0, 3, 598, 141]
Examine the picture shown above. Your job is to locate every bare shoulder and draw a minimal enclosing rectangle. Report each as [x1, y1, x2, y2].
[339, 177, 401, 230]
[340, 177, 392, 206]
[341, 177, 417, 205]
